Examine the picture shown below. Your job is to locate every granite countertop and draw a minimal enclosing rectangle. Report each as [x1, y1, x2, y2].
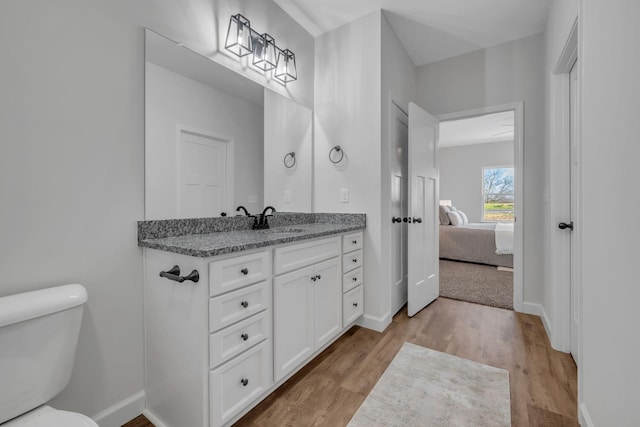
[138, 220, 365, 258]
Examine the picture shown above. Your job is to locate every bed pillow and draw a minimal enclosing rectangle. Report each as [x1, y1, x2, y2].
[448, 210, 464, 226]
[439, 205, 451, 225]
[458, 210, 469, 224]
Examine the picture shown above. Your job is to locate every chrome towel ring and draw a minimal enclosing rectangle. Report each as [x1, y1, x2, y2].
[329, 145, 344, 164]
[283, 151, 296, 168]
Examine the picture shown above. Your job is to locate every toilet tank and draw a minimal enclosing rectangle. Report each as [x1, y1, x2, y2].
[0, 284, 88, 424]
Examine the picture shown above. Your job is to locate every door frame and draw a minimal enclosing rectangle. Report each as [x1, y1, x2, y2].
[437, 102, 524, 313]
[175, 125, 235, 217]
[548, 17, 581, 355]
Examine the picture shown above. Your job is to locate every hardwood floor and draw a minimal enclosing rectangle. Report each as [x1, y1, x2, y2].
[123, 297, 578, 427]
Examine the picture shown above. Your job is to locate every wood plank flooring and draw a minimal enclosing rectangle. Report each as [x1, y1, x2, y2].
[123, 297, 577, 427]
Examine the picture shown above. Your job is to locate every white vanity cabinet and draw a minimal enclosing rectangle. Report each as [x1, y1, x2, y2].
[143, 229, 364, 427]
[273, 237, 342, 382]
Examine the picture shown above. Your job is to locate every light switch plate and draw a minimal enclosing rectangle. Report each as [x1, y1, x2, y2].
[340, 188, 349, 203]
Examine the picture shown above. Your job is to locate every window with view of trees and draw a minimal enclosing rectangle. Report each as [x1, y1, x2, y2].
[483, 166, 514, 221]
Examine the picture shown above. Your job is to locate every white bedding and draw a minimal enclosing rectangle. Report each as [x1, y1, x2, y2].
[494, 222, 514, 255]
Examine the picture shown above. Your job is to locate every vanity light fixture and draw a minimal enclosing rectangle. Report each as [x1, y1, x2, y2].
[225, 14, 253, 57]
[224, 14, 297, 83]
[252, 32, 277, 71]
[274, 48, 297, 83]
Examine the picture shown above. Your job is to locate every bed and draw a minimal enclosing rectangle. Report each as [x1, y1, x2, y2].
[439, 222, 514, 268]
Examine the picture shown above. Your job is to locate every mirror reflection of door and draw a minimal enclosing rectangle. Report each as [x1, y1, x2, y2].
[179, 130, 232, 219]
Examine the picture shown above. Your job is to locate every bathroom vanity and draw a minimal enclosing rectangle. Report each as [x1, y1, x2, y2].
[139, 214, 365, 427]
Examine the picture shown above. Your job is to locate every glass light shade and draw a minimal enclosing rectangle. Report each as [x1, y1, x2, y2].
[252, 33, 277, 71]
[225, 14, 252, 57]
[274, 49, 297, 83]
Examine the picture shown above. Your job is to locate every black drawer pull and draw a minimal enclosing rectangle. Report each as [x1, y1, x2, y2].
[352, 277, 358, 282]
[241, 333, 249, 341]
[240, 301, 249, 308]
[353, 302, 358, 307]
[159, 266, 199, 283]
[352, 240, 358, 244]
[241, 378, 249, 387]
[352, 258, 357, 263]
[316, 274, 321, 280]
[241, 268, 249, 275]
[311, 276, 317, 282]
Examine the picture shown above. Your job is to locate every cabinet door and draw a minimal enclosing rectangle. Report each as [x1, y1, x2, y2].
[313, 258, 342, 349]
[273, 266, 315, 382]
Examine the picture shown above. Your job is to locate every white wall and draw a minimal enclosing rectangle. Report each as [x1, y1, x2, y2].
[146, 62, 264, 219]
[264, 89, 313, 212]
[314, 11, 385, 328]
[416, 33, 545, 305]
[380, 12, 418, 320]
[579, 1, 640, 425]
[0, 0, 313, 423]
[439, 141, 514, 222]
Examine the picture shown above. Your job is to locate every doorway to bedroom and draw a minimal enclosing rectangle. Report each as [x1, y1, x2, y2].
[436, 106, 523, 311]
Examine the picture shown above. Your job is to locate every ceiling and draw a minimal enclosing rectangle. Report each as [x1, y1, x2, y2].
[439, 111, 514, 148]
[274, 0, 551, 66]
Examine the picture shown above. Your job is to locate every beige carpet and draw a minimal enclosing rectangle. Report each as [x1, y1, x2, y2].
[347, 342, 511, 427]
[439, 259, 513, 310]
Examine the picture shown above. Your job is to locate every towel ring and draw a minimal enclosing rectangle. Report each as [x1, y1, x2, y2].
[329, 145, 344, 164]
[283, 152, 296, 168]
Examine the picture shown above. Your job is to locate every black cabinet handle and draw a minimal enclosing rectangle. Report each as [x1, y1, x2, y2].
[352, 258, 358, 263]
[352, 277, 358, 282]
[159, 266, 199, 283]
[311, 276, 317, 282]
[413, 217, 422, 224]
[316, 274, 321, 280]
[240, 378, 249, 387]
[352, 240, 358, 244]
[558, 221, 574, 230]
[392, 217, 402, 223]
[241, 333, 249, 341]
[353, 302, 358, 307]
[402, 217, 408, 223]
[240, 301, 249, 308]
[241, 268, 249, 275]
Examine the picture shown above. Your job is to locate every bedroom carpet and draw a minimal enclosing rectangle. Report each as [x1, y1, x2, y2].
[347, 342, 511, 427]
[440, 259, 513, 310]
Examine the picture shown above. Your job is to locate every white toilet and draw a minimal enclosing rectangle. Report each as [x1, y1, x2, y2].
[0, 284, 98, 426]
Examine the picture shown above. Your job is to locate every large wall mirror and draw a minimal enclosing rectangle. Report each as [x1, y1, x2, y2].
[145, 29, 313, 220]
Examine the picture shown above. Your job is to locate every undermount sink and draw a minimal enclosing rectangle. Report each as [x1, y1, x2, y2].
[267, 227, 306, 234]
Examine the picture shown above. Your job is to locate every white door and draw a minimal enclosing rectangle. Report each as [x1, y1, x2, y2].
[312, 258, 341, 349]
[569, 60, 580, 362]
[179, 131, 230, 218]
[390, 103, 409, 315]
[273, 266, 315, 381]
[407, 103, 440, 317]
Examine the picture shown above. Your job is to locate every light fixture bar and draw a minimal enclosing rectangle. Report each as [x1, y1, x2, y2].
[224, 14, 297, 84]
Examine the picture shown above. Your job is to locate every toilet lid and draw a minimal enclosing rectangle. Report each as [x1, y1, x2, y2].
[3, 406, 98, 427]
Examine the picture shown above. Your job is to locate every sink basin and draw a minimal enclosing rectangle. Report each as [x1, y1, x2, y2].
[268, 227, 306, 234]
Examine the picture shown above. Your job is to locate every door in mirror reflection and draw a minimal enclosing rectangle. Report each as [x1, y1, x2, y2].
[179, 130, 232, 219]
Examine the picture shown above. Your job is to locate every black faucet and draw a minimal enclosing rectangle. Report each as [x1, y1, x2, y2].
[236, 206, 251, 216]
[254, 206, 276, 229]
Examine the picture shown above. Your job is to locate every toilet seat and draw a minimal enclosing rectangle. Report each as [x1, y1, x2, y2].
[2, 405, 98, 427]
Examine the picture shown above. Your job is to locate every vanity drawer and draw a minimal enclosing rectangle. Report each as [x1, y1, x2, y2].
[209, 310, 271, 369]
[209, 281, 271, 332]
[342, 266, 363, 293]
[343, 285, 364, 326]
[210, 340, 272, 426]
[209, 250, 272, 297]
[274, 236, 340, 275]
[342, 249, 363, 273]
[342, 231, 363, 253]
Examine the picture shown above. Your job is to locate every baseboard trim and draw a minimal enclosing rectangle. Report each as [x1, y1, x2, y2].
[579, 403, 594, 427]
[93, 390, 145, 427]
[356, 312, 391, 332]
[143, 409, 169, 427]
[520, 301, 542, 316]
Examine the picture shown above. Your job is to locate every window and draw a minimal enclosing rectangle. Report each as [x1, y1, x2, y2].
[482, 166, 514, 222]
